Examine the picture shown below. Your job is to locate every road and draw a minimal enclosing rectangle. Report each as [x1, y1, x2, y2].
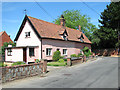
[2, 57, 118, 88]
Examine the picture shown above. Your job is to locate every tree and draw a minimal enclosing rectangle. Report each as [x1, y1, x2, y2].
[95, 2, 120, 49]
[0, 42, 16, 56]
[53, 10, 97, 40]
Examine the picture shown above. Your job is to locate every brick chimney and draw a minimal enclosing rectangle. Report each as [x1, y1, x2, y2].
[79, 25, 82, 32]
[60, 15, 65, 26]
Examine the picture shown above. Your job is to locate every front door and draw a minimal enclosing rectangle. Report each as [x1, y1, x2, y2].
[23, 48, 27, 62]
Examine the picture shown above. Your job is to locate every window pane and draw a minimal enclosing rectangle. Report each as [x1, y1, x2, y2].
[29, 48, 34, 56]
[46, 48, 52, 56]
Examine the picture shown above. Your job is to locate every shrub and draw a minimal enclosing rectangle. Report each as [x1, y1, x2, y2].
[60, 56, 65, 59]
[12, 61, 25, 66]
[35, 59, 40, 63]
[82, 46, 92, 57]
[0, 62, 7, 67]
[63, 58, 67, 61]
[70, 54, 77, 57]
[58, 59, 64, 63]
[77, 53, 83, 57]
[52, 50, 61, 61]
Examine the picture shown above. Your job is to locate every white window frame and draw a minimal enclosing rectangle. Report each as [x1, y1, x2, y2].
[46, 48, 52, 56]
[63, 49, 67, 55]
[7, 48, 12, 56]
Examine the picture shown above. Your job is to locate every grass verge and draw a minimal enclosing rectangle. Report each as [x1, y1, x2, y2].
[47, 61, 67, 66]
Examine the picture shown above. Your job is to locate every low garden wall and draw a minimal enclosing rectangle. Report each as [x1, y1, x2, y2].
[67, 55, 96, 66]
[1, 60, 47, 83]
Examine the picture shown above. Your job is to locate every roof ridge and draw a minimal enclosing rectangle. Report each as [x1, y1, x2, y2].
[27, 16, 80, 32]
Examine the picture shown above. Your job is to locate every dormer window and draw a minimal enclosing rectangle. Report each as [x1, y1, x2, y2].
[63, 35, 67, 41]
[25, 32, 30, 37]
[78, 33, 84, 42]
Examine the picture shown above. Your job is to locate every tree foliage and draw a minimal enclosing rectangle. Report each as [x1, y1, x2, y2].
[53, 10, 97, 40]
[92, 2, 120, 49]
[0, 42, 16, 56]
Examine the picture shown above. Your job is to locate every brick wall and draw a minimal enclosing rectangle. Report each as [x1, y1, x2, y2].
[93, 48, 119, 56]
[67, 56, 84, 66]
[1, 60, 47, 83]
[67, 55, 96, 66]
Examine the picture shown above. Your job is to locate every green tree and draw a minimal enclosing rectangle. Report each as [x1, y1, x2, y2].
[95, 2, 120, 49]
[53, 10, 97, 40]
[0, 42, 16, 56]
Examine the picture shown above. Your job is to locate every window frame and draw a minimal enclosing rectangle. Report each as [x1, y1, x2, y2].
[25, 32, 31, 38]
[29, 48, 34, 57]
[7, 48, 12, 56]
[46, 48, 52, 56]
[63, 49, 67, 55]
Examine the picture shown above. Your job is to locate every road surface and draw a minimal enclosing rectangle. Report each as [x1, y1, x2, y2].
[2, 57, 118, 88]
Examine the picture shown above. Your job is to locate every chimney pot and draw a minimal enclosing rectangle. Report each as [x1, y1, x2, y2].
[60, 15, 65, 26]
[79, 25, 82, 32]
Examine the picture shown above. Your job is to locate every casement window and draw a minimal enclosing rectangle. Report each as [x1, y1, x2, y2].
[46, 48, 52, 56]
[25, 32, 30, 37]
[63, 49, 67, 55]
[80, 38, 84, 42]
[63, 35, 67, 40]
[7, 48, 12, 56]
[29, 48, 34, 56]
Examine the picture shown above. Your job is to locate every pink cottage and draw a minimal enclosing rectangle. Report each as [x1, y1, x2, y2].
[5, 15, 91, 63]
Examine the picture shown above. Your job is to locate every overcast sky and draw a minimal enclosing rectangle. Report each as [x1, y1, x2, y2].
[2, 2, 110, 41]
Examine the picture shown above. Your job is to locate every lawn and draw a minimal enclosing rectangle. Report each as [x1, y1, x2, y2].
[47, 61, 67, 66]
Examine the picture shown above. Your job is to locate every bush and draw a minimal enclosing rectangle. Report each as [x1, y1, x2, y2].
[70, 54, 77, 57]
[12, 61, 25, 66]
[82, 47, 92, 57]
[58, 59, 64, 63]
[63, 58, 67, 61]
[60, 56, 65, 59]
[35, 59, 40, 63]
[0, 62, 7, 67]
[52, 50, 61, 61]
[77, 53, 83, 57]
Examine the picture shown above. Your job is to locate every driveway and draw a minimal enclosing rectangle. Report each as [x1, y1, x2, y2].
[2, 57, 118, 88]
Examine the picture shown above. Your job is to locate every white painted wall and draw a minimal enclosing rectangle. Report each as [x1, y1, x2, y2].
[5, 48, 23, 62]
[16, 20, 41, 59]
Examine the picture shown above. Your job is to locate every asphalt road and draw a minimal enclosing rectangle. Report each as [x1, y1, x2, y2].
[2, 57, 118, 88]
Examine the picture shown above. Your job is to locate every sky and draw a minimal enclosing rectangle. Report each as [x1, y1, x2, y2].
[2, 2, 110, 41]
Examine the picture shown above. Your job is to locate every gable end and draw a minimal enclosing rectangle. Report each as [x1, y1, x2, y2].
[14, 15, 41, 41]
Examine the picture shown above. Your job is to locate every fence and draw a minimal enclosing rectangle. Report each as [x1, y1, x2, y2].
[1, 60, 47, 83]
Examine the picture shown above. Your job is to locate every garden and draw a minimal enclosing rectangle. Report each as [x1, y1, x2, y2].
[47, 46, 93, 66]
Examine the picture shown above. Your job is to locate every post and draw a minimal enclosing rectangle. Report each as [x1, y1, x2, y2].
[83, 55, 86, 62]
[41, 59, 47, 73]
[67, 58, 72, 66]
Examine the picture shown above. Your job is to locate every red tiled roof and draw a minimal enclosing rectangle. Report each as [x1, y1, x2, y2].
[0, 31, 4, 36]
[27, 16, 91, 44]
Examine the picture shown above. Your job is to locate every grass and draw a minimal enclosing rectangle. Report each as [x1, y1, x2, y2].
[47, 61, 67, 66]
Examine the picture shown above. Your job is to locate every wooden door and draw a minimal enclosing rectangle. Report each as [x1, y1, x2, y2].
[23, 48, 27, 62]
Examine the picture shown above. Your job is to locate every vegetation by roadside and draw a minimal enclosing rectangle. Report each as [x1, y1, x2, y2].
[0, 62, 7, 67]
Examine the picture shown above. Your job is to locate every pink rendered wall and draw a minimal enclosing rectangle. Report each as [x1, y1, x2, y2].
[42, 39, 91, 60]
[27, 47, 39, 62]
